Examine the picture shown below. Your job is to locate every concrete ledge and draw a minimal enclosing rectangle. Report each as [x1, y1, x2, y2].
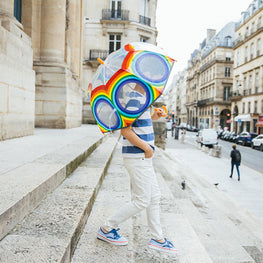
[0, 132, 106, 241]
[0, 134, 118, 262]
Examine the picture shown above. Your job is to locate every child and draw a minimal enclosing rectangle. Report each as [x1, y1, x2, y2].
[97, 84, 176, 253]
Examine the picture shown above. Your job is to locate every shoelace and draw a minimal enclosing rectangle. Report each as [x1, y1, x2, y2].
[111, 228, 121, 239]
[163, 239, 174, 248]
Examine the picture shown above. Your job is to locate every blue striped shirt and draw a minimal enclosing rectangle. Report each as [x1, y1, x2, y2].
[122, 91, 155, 158]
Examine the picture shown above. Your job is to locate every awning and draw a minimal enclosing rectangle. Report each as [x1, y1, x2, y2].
[234, 114, 251, 122]
[255, 121, 263, 127]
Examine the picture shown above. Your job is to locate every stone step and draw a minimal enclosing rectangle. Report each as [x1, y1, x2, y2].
[0, 134, 118, 263]
[154, 149, 258, 263]
[0, 130, 105, 241]
[71, 144, 134, 263]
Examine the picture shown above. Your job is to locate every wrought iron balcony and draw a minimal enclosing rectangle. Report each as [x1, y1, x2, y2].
[139, 15, 151, 26]
[102, 9, 129, 21]
[197, 98, 214, 107]
[87, 49, 108, 61]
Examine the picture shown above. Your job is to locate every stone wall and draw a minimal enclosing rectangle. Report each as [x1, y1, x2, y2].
[0, 9, 35, 140]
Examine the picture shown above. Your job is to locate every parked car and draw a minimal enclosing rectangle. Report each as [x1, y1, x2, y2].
[251, 134, 263, 151]
[196, 129, 218, 147]
[229, 132, 237, 142]
[236, 132, 257, 146]
[179, 123, 187, 129]
[191, 126, 200, 132]
[221, 130, 230, 140]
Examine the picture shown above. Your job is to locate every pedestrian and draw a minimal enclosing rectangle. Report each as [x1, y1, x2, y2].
[181, 128, 186, 143]
[97, 84, 177, 253]
[230, 144, 241, 181]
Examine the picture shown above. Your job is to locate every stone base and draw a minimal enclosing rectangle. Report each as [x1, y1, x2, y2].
[35, 64, 82, 129]
[82, 100, 96, 124]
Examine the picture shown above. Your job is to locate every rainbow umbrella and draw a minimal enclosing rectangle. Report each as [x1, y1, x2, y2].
[90, 42, 175, 133]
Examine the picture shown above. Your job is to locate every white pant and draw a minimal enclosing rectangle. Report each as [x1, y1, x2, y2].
[103, 157, 163, 240]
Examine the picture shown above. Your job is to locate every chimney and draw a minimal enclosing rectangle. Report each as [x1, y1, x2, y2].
[207, 29, 216, 42]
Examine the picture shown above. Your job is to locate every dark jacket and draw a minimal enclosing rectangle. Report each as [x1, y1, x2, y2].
[230, 149, 241, 163]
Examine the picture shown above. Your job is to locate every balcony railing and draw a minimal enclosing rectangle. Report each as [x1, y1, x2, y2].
[139, 15, 151, 26]
[102, 9, 129, 21]
[197, 98, 214, 107]
[88, 49, 108, 61]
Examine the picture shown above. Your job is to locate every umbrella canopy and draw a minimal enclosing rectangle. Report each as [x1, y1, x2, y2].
[90, 42, 175, 133]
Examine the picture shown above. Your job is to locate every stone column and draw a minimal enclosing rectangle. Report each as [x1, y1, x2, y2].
[35, 0, 82, 129]
[40, 0, 66, 62]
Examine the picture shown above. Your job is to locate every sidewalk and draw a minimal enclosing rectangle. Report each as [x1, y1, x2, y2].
[165, 131, 263, 221]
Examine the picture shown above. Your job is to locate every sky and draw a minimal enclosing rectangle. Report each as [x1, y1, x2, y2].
[156, 0, 253, 73]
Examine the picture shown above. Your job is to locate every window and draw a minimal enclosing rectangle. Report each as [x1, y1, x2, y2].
[225, 36, 232, 46]
[251, 22, 255, 34]
[109, 34, 121, 53]
[140, 0, 149, 17]
[258, 16, 262, 29]
[248, 102, 251, 113]
[244, 77, 247, 95]
[255, 73, 259, 93]
[14, 0, 21, 22]
[257, 39, 261, 56]
[249, 75, 253, 94]
[225, 67, 231, 77]
[245, 27, 249, 38]
[255, 101, 258, 113]
[242, 102, 245, 113]
[223, 87, 231, 101]
[140, 36, 148, 42]
[111, 0, 122, 19]
[236, 50, 240, 66]
[226, 52, 231, 61]
[250, 42, 254, 59]
[245, 46, 248, 62]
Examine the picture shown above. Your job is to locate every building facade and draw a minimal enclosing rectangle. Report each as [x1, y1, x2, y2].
[0, 0, 84, 140]
[186, 23, 236, 130]
[82, 0, 158, 123]
[232, 0, 263, 134]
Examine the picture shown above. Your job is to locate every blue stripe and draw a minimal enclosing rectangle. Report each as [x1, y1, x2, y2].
[126, 99, 141, 109]
[132, 119, 152, 127]
[122, 145, 155, 154]
[127, 91, 143, 98]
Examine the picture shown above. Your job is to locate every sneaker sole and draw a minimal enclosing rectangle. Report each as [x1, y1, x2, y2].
[97, 233, 128, 246]
[148, 243, 178, 254]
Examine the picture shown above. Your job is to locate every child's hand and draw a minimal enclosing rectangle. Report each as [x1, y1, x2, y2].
[144, 146, 154, 158]
[152, 106, 167, 120]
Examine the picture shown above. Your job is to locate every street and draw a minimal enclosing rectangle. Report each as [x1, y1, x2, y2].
[176, 131, 263, 174]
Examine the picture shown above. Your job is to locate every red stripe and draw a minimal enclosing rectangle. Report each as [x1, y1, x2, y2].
[98, 233, 127, 243]
[149, 243, 178, 251]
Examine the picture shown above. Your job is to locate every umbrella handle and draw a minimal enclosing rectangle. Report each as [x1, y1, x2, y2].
[154, 106, 168, 117]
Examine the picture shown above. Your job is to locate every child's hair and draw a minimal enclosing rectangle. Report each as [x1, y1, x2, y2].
[232, 144, 237, 149]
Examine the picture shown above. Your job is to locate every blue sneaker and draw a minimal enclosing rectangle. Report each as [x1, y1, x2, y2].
[97, 227, 128, 246]
[148, 238, 177, 253]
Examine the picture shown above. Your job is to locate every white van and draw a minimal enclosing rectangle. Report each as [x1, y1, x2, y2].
[196, 129, 218, 147]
